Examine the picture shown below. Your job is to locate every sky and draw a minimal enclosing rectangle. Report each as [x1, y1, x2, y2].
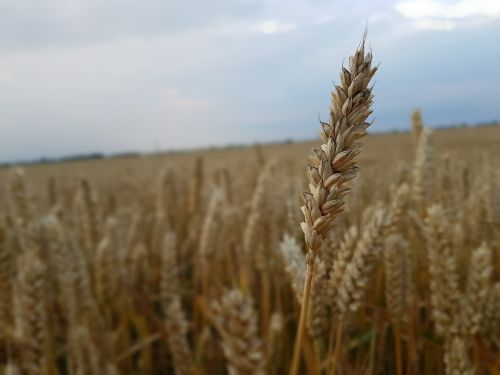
[0, 0, 499, 162]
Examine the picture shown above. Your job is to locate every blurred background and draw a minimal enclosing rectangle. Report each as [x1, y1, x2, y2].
[0, 0, 499, 163]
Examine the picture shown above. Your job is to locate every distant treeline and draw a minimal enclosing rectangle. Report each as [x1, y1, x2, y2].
[0, 151, 141, 168]
[1, 121, 498, 168]
[385, 120, 499, 134]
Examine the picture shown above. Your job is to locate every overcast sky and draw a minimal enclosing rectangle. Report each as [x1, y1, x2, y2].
[0, 0, 499, 162]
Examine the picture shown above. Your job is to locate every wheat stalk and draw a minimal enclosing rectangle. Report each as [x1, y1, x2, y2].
[308, 259, 329, 342]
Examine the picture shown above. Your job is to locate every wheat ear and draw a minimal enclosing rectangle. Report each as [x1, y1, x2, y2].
[411, 109, 423, 144]
[384, 184, 413, 320]
[198, 188, 223, 287]
[413, 127, 435, 217]
[425, 205, 459, 337]
[4, 363, 21, 375]
[336, 208, 386, 319]
[188, 157, 204, 217]
[165, 296, 193, 375]
[83, 178, 101, 253]
[7, 168, 32, 226]
[279, 234, 306, 302]
[243, 163, 273, 264]
[291, 36, 377, 375]
[129, 242, 148, 293]
[384, 234, 413, 320]
[458, 243, 492, 337]
[443, 336, 474, 375]
[95, 236, 118, 304]
[211, 289, 265, 375]
[15, 249, 47, 375]
[328, 225, 358, 315]
[480, 282, 500, 345]
[68, 326, 102, 375]
[161, 231, 180, 305]
[0, 221, 13, 330]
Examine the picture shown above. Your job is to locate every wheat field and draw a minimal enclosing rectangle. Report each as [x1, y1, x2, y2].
[0, 43, 499, 375]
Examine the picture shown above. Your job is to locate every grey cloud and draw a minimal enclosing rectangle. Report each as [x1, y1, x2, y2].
[0, 0, 265, 49]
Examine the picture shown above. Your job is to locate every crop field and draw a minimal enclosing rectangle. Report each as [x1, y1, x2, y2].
[0, 44, 499, 375]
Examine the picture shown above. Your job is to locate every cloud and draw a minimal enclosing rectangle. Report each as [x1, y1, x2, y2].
[0, 0, 265, 49]
[256, 20, 296, 34]
[160, 89, 213, 111]
[396, 0, 500, 19]
[395, 0, 500, 30]
[414, 18, 457, 31]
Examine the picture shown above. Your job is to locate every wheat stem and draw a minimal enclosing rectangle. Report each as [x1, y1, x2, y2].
[290, 251, 316, 375]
